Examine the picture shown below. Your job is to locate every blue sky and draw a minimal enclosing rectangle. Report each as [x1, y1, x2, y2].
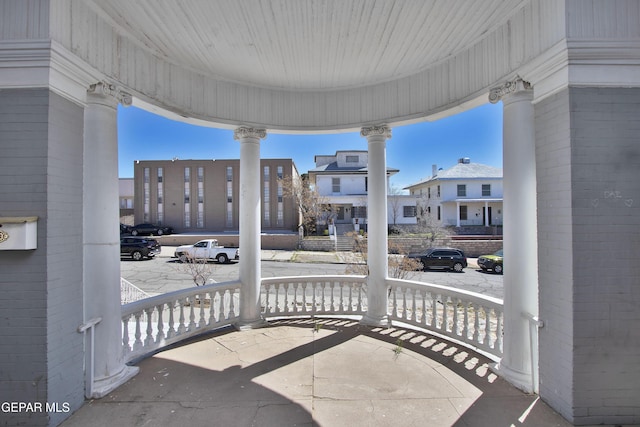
[118, 102, 503, 192]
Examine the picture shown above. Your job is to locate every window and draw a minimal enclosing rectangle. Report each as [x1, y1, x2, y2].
[482, 184, 491, 196]
[403, 206, 417, 217]
[184, 167, 191, 227]
[437, 206, 441, 221]
[197, 167, 204, 228]
[157, 168, 164, 224]
[427, 187, 431, 199]
[226, 166, 233, 182]
[457, 184, 466, 197]
[353, 206, 367, 218]
[332, 178, 340, 193]
[143, 168, 150, 222]
[437, 185, 441, 198]
[226, 167, 233, 227]
[460, 205, 468, 221]
[277, 166, 283, 179]
[346, 155, 359, 163]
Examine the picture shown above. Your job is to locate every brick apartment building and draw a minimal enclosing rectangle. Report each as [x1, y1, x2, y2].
[133, 159, 300, 233]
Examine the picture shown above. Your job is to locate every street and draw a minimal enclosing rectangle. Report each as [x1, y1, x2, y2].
[121, 252, 503, 299]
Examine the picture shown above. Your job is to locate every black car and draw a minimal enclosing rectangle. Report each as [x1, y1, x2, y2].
[407, 248, 468, 272]
[130, 223, 173, 236]
[120, 236, 161, 260]
[120, 223, 132, 235]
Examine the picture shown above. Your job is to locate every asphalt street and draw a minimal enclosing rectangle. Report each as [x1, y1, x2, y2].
[121, 248, 503, 299]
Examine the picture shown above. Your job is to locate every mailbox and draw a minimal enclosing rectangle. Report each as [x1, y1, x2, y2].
[0, 217, 38, 250]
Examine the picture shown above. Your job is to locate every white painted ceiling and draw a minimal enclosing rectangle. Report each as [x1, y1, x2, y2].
[93, 0, 525, 91]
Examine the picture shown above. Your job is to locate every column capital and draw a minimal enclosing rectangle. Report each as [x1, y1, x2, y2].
[234, 126, 267, 141]
[87, 81, 132, 106]
[488, 77, 532, 104]
[360, 124, 392, 140]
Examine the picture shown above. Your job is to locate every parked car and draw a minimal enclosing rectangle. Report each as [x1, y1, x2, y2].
[477, 249, 503, 274]
[120, 223, 132, 235]
[130, 223, 173, 236]
[120, 236, 161, 261]
[407, 248, 467, 272]
[174, 239, 239, 263]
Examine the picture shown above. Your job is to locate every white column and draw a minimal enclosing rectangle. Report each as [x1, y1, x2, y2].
[456, 201, 461, 227]
[360, 125, 392, 326]
[484, 202, 489, 226]
[83, 82, 138, 398]
[234, 126, 267, 328]
[489, 78, 539, 392]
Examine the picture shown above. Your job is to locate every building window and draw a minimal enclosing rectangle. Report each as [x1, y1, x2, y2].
[353, 206, 367, 218]
[365, 177, 368, 192]
[226, 167, 233, 227]
[143, 168, 150, 222]
[157, 168, 164, 224]
[482, 184, 491, 196]
[264, 166, 270, 226]
[437, 185, 441, 198]
[197, 167, 204, 228]
[427, 187, 431, 199]
[184, 167, 191, 227]
[332, 178, 340, 193]
[403, 206, 417, 217]
[437, 206, 441, 221]
[346, 155, 359, 163]
[277, 166, 283, 179]
[460, 205, 468, 220]
[457, 184, 466, 197]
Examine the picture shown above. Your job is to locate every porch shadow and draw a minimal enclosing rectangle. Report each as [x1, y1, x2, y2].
[61, 319, 571, 427]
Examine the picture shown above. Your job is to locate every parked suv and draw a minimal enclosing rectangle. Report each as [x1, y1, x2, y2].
[477, 249, 503, 274]
[407, 248, 468, 272]
[120, 236, 161, 261]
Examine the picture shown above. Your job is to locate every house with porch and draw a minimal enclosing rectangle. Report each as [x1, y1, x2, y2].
[307, 150, 418, 230]
[405, 158, 503, 231]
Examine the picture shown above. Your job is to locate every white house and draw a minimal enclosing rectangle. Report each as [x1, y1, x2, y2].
[308, 150, 417, 227]
[405, 158, 503, 229]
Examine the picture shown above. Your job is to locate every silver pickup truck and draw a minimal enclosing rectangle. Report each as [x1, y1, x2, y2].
[174, 239, 239, 263]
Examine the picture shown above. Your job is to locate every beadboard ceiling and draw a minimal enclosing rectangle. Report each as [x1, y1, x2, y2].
[90, 0, 526, 91]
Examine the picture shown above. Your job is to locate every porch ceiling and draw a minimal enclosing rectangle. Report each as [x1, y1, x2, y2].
[91, 0, 525, 92]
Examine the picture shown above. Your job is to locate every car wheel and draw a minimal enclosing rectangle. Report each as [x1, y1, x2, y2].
[178, 254, 187, 263]
[494, 264, 503, 274]
[217, 253, 229, 263]
[131, 250, 143, 261]
[131, 230, 138, 236]
[452, 262, 464, 273]
[157, 229, 163, 236]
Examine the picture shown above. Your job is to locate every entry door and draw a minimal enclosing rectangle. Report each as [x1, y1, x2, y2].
[483, 207, 493, 226]
[337, 207, 345, 221]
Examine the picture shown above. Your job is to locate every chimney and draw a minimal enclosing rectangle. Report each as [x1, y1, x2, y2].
[458, 157, 471, 164]
[432, 164, 438, 177]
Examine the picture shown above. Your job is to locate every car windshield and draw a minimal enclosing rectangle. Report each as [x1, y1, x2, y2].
[495, 249, 503, 256]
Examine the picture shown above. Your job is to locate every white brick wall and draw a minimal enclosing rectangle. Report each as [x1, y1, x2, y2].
[536, 87, 640, 425]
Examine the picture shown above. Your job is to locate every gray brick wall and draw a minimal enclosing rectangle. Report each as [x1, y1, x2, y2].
[0, 89, 85, 426]
[536, 87, 640, 424]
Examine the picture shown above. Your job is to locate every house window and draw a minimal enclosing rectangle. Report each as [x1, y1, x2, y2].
[403, 206, 417, 217]
[196, 167, 204, 228]
[277, 166, 283, 179]
[482, 184, 491, 196]
[157, 168, 164, 224]
[346, 155, 359, 163]
[143, 167, 150, 222]
[428, 187, 431, 199]
[460, 205, 468, 221]
[457, 184, 466, 197]
[332, 178, 340, 193]
[437, 185, 441, 198]
[353, 206, 367, 218]
[184, 167, 191, 227]
[437, 206, 441, 221]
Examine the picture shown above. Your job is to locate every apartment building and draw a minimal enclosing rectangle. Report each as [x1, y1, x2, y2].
[133, 159, 300, 233]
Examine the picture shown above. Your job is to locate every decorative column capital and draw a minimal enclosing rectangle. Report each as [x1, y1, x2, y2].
[360, 124, 392, 140]
[233, 126, 267, 141]
[488, 77, 532, 104]
[87, 81, 132, 106]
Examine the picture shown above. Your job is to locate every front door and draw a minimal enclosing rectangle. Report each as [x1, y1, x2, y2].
[483, 206, 493, 226]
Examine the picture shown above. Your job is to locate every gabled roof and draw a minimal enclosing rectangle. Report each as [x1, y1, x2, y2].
[405, 162, 502, 189]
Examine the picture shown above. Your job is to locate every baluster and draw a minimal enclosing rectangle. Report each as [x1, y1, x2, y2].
[167, 300, 176, 338]
[301, 283, 307, 313]
[463, 301, 470, 340]
[442, 295, 449, 332]
[216, 290, 225, 322]
[207, 291, 215, 325]
[410, 288, 417, 322]
[358, 283, 364, 312]
[431, 292, 438, 328]
[156, 304, 165, 342]
[402, 287, 408, 320]
[329, 281, 335, 312]
[275, 283, 280, 314]
[122, 314, 131, 353]
[177, 298, 186, 334]
[420, 290, 427, 325]
[229, 288, 237, 319]
[292, 283, 299, 313]
[452, 298, 460, 336]
[496, 309, 504, 353]
[338, 281, 345, 313]
[144, 308, 154, 346]
[473, 303, 480, 344]
[133, 312, 143, 351]
[198, 293, 206, 328]
[311, 282, 317, 314]
[283, 283, 289, 314]
[320, 282, 326, 313]
[348, 283, 354, 312]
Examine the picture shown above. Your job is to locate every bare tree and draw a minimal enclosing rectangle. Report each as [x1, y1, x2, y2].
[343, 232, 421, 279]
[416, 194, 450, 246]
[279, 174, 335, 235]
[173, 254, 216, 286]
[388, 184, 404, 227]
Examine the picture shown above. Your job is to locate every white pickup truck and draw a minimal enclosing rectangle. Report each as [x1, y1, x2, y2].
[174, 239, 239, 263]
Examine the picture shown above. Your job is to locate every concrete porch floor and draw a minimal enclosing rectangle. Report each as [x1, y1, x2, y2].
[61, 319, 571, 427]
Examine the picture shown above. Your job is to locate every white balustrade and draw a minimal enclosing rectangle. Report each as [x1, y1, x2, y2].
[121, 275, 503, 363]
